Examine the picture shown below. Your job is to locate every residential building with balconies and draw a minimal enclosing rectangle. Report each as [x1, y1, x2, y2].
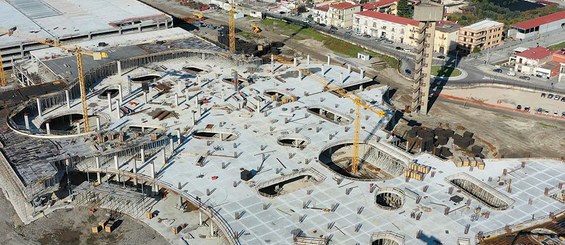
[434, 21, 460, 55]
[353, 10, 419, 44]
[328, 2, 362, 29]
[509, 46, 557, 79]
[311, 4, 330, 26]
[457, 20, 504, 55]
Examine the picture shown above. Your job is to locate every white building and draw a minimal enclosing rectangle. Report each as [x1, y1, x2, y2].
[508, 10, 565, 40]
[311, 4, 330, 25]
[353, 10, 419, 44]
[510, 46, 554, 78]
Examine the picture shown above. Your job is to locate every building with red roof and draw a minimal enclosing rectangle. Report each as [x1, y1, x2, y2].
[311, 4, 330, 26]
[327, 2, 362, 28]
[353, 10, 419, 45]
[361, 0, 399, 15]
[508, 10, 565, 40]
[510, 46, 560, 79]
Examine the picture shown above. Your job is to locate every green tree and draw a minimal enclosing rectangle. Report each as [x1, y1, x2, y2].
[397, 0, 411, 18]
[472, 46, 481, 53]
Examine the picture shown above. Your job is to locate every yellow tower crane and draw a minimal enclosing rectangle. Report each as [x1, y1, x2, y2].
[272, 55, 387, 175]
[0, 27, 17, 87]
[3, 28, 107, 132]
[228, 0, 236, 53]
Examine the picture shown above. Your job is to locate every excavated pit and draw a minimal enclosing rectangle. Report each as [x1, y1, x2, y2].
[277, 136, 310, 149]
[319, 142, 406, 180]
[183, 66, 208, 74]
[256, 169, 325, 197]
[97, 88, 119, 99]
[447, 173, 514, 210]
[307, 106, 352, 125]
[375, 188, 404, 210]
[193, 130, 239, 141]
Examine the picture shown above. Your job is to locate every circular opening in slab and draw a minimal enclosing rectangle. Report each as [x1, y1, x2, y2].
[318, 142, 406, 180]
[193, 130, 239, 141]
[131, 74, 161, 82]
[375, 188, 404, 210]
[183, 66, 208, 74]
[41, 114, 83, 131]
[372, 238, 399, 245]
[98, 88, 119, 99]
[277, 136, 310, 149]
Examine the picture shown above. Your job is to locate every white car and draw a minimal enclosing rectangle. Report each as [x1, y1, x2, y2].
[507, 71, 516, 76]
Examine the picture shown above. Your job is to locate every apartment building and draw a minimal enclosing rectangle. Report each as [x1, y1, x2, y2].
[434, 21, 460, 55]
[509, 46, 557, 79]
[328, 2, 362, 28]
[353, 10, 419, 44]
[360, 0, 399, 15]
[311, 4, 330, 25]
[457, 20, 504, 54]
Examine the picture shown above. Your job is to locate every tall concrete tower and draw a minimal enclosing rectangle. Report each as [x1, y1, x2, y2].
[411, 1, 444, 114]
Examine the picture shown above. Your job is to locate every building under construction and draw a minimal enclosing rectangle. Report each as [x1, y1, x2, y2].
[0, 14, 564, 245]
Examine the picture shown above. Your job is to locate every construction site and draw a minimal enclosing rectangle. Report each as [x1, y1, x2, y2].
[0, 0, 564, 245]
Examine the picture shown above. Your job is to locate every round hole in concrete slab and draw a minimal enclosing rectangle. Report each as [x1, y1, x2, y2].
[131, 74, 161, 82]
[318, 142, 406, 180]
[277, 136, 310, 149]
[41, 114, 83, 131]
[371, 238, 399, 245]
[375, 188, 405, 210]
[183, 66, 208, 74]
[193, 130, 239, 141]
[98, 88, 119, 99]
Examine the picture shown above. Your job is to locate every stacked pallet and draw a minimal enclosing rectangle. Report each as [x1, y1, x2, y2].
[404, 163, 431, 181]
[453, 156, 485, 169]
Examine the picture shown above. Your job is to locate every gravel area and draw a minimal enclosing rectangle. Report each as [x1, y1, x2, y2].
[0, 191, 168, 245]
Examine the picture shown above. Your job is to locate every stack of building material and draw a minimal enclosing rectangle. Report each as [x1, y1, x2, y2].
[453, 156, 485, 169]
[404, 162, 431, 181]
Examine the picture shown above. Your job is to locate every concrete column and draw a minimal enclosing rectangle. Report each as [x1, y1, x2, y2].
[65, 90, 71, 109]
[107, 92, 112, 112]
[150, 161, 155, 180]
[176, 129, 181, 144]
[327, 55, 331, 65]
[118, 84, 123, 103]
[133, 159, 138, 185]
[114, 155, 119, 170]
[199, 210, 203, 225]
[24, 114, 30, 130]
[340, 72, 343, 83]
[46, 122, 51, 134]
[95, 157, 101, 184]
[116, 100, 121, 119]
[169, 138, 174, 153]
[76, 122, 81, 134]
[141, 148, 145, 166]
[360, 69, 364, 78]
[347, 64, 351, 74]
[117, 61, 122, 76]
[192, 111, 196, 126]
[201, 53, 205, 60]
[36, 98, 42, 117]
[306, 55, 310, 65]
[293, 57, 297, 66]
[210, 221, 214, 236]
[96, 117, 101, 131]
[270, 54, 274, 73]
[175, 93, 179, 106]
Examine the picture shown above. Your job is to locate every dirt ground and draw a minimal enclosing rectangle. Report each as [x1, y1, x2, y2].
[379, 69, 565, 158]
[0, 191, 167, 245]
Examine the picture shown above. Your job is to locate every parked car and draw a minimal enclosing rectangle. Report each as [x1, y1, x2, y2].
[562, 111, 565, 117]
[519, 75, 530, 80]
[405, 69, 412, 75]
[516, 105, 522, 110]
[395, 46, 402, 50]
[507, 71, 516, 76]
[536, 108, 543, 113]
[561, 97, 565, 102]
[524, 106, 530, 111]
[548, 94, 554, 99]
[362, 34, 371, 38]
[554, 95, 561, 100]
[437, 55, 446, 60]
[541, 93, 546, 98]
[383, 39, 393, 44]
[493, 68, 503, 73]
